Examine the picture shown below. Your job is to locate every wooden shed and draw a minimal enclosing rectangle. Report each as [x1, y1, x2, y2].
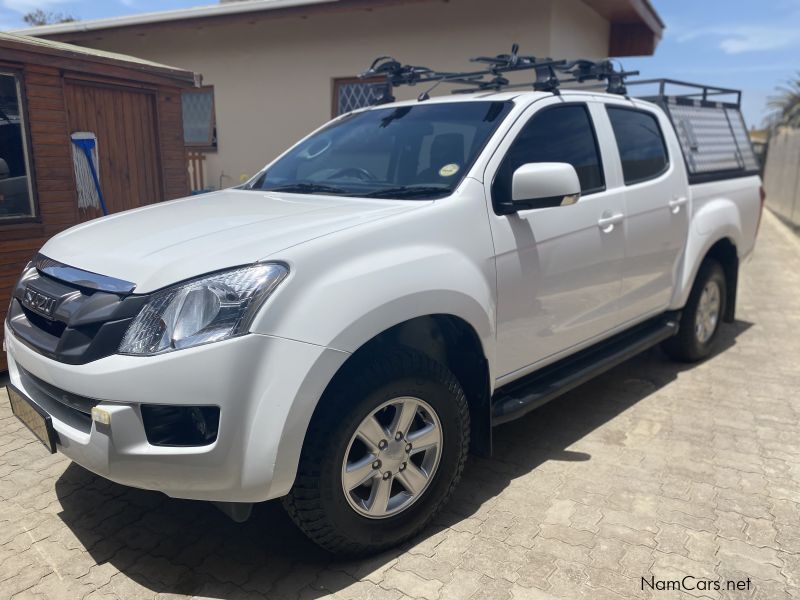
[1, 32, 199, 371]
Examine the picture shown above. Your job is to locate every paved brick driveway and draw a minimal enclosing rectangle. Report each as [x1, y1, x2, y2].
[1, 211, 799, 600]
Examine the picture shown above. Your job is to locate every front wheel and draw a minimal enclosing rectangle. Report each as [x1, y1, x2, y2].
[662, 258, 727, 362]
[284, 349, 470, 555]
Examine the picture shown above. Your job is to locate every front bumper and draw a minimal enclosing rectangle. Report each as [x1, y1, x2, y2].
[4, 323, 349, 502]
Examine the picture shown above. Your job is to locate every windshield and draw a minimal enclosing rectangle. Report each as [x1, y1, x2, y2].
[248, 101, 512, 200]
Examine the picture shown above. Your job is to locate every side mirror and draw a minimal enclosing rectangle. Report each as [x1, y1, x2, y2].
[510, 162, 580, 211]
[0, 158, 9, 180]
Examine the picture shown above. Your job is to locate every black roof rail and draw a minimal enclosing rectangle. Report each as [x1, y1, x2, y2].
[360, 44, 639, 102]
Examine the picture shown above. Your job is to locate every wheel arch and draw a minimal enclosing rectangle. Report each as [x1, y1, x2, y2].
[675, 235, 739, 322]
[673, 189, 750, 320]
[308, 314, 494, 460]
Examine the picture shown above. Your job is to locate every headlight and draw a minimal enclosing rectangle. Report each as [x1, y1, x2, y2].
[119, 263, 288, 356]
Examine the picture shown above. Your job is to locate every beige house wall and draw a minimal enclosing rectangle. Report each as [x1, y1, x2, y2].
[75, 0, 611, 188]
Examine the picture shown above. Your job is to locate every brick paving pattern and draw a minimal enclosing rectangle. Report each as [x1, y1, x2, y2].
[1, 211, 799, 600]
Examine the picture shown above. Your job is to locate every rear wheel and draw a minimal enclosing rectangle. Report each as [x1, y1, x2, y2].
[284, 348, 470, 555]
[662, 259, 726, 362]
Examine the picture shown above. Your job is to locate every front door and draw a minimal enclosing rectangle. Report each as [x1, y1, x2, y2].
[485, 99, 626, 382]
[64, 81, 163, 221]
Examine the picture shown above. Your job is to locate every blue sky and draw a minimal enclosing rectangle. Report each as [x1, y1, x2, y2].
[1, 0, 798, 127]
[624, 0, 800, 128]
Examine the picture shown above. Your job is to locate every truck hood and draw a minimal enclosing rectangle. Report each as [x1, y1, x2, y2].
[40, 189, 425, 293]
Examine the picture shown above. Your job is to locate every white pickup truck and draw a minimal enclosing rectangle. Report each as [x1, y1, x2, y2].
[4, 62, 762, 554]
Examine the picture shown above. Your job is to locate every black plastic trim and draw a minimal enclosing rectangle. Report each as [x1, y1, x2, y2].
[213, 502, 254, 523]
[688, 169, 760, 185]
[19, 367, 98, 417]
[506, 194, 575, 213]
[14, 366, 98, 435]
[7, 267, 150, 365]
[141, 405, 221, 447]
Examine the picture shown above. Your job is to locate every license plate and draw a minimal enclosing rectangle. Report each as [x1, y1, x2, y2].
[6, 385, 57, 453]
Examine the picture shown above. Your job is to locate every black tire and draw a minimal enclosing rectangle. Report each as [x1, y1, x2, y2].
[662, 259, 727, 362]
[283, 348, 470, 555]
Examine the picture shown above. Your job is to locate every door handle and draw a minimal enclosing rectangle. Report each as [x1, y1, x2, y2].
[668, 197, 688, 213]
[597, 213, 624, 231]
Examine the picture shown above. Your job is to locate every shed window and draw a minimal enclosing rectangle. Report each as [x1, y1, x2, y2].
[0, 72, 35, 221]
[182, 86, 216, 150]
[333, 77, 391, 116]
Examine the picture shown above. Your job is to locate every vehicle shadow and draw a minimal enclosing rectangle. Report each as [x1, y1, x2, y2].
[54, 320, 752, 598]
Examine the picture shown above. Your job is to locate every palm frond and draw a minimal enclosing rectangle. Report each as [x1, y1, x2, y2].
[768, 71, 800, 128]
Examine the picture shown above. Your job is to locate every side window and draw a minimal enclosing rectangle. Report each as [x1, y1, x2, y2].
[492, 104, 604, 206]
[0, 72, 36, 221]
[607, 107, 669, 184]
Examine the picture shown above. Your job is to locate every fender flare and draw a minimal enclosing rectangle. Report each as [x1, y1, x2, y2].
[671, 199, 742, 310]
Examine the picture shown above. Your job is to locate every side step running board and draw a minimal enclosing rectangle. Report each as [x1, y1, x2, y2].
[491, 314, 679, 426]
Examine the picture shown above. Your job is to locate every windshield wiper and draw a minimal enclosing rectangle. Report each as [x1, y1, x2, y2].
[264, 183, 347, 195]
[364, 186, 450, 199]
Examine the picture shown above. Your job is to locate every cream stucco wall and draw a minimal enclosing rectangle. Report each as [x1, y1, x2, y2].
[75, 0, 610, 188]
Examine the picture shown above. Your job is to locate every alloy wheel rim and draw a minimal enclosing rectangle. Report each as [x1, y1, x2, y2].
[695, 280, 721, 344]
[341, 396, 442, 519]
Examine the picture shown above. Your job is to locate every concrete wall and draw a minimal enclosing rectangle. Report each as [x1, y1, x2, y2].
[764, 127, 800, 227]
[75, 0, 610, 189]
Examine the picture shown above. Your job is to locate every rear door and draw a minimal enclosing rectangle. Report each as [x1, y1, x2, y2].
[603, 103, 689, 323]
[484, 97, 627, 382]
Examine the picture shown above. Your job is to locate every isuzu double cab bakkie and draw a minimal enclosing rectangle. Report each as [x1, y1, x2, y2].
[4, 57, 762, 554]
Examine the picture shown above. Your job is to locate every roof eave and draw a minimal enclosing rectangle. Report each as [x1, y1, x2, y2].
[582, 0, 664, 56]
[11, 0, 337, 38]
[0, 32, 198, 86]
[13, 0, 664, 58]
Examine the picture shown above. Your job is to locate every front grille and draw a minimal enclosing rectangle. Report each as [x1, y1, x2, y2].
[7, 256, 149, 365]
[17, 366, 99, 433]
[20, 306, 67, 338]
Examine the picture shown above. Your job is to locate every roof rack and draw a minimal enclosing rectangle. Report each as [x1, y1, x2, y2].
[360, 44, 640, 103]
[625, 78, 742, 109]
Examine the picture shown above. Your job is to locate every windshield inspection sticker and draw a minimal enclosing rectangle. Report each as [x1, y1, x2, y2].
[439, 163, 460, 177]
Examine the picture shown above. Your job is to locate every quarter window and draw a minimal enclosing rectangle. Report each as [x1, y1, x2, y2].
[493, 104, 604, 206]
[607, 107, 669, 184]
[0, 72, 35, 221]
